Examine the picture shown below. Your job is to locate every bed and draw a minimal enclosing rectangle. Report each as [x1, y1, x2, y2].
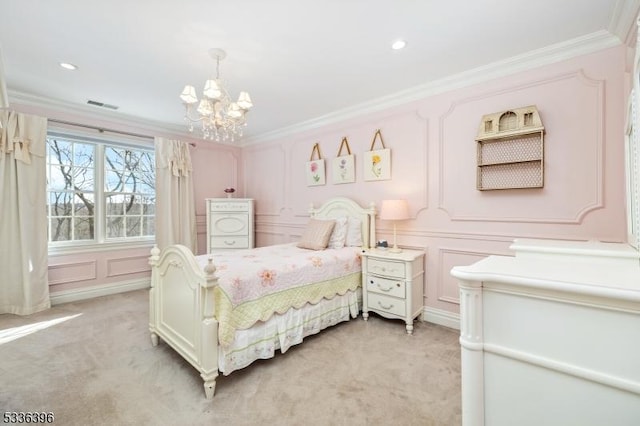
[148, 197, 376, 398]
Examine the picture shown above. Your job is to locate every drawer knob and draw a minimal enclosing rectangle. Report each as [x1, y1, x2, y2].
[224, 240, 236, 245]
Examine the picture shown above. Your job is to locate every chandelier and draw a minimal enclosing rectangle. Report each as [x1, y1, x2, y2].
[179, 48, 253, 142]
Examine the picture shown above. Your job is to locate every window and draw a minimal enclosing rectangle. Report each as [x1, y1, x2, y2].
[46, 132, 155, 247]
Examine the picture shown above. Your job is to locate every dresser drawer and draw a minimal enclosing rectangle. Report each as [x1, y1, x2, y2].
[210, 236, 249, 249]
[366, 275, 405, 298]
[210, 213, 249, 235]
[209, 201, 250, 212]
[367, 258, 405, 278]
[368, 293, 406, 317]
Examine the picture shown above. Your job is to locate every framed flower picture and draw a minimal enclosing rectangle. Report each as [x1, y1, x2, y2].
[363, 129, 391, 181]
[332, 137, 355, 184]
[306, 143, 326, 186]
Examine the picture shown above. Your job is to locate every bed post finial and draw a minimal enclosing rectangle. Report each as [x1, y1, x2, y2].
[149, 245, 160, 267]
[203, 257, 218, 288]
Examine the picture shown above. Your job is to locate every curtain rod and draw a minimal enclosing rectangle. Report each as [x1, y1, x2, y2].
[47, 119, 196, 147]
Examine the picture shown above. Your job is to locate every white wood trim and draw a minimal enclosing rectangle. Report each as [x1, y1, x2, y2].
[242, 31, 620, 145]
[50, 278, 150, 305]
[422, 306, 460, 330]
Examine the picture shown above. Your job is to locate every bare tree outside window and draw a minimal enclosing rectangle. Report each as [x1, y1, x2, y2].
[104, 146, 155, 238]
[46, 136, 155, 244]
[46, 139, 95, 242]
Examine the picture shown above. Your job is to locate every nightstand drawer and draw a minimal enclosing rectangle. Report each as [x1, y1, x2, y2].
[367, 258, 405, 278]
[366, 275, 405, 298]
[368, 293, 406, 317]
[209, 201, 251, 212]
[210, 236, 249, 249]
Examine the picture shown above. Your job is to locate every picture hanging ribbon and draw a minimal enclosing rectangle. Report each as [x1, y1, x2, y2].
[363, 129, 391, 181]
[369, 129, 386, 150]
[336, 137, 352, 156]
[309, 142, 322, 161]
[332, 137, 355, 184]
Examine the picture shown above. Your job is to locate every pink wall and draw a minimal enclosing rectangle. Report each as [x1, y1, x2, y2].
[9, 44, 629, 316]
[241, 45, 629, 319]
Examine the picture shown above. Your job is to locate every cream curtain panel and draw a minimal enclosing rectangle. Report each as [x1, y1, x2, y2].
[154, 137, 196, 252]
[0, 111, 50, 315]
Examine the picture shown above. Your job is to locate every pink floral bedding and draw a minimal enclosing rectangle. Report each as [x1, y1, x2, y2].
[197, 243, 363, 346]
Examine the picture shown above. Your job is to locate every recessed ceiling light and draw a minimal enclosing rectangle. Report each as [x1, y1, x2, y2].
[391, 40, 407, 50]
[59, 62, 78, 70]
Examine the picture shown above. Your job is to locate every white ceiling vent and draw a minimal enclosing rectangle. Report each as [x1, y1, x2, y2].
[86, 100, 119, 110]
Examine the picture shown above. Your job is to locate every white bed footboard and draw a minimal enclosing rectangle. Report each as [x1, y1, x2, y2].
[148, 244, 220, 398]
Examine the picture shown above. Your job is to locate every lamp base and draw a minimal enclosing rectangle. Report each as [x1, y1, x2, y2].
[390, 223, 402, 253]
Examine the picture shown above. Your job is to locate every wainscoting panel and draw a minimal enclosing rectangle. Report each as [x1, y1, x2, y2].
[105, 255, 151, 278]
[48, 260, 97, 286]
[437, 248, 497, 305]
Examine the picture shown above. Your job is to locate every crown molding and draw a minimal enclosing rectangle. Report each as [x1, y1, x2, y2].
[608, 0, 640, 44]
[8, 89, 190, 138]
[7, 29, 625, 148]
[242, 30, 621, 146]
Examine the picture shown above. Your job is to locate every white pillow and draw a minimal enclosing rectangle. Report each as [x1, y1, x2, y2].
[327, 216, 348, 249]
[297, 218, 336, 250]
[345, 217, 363, 247]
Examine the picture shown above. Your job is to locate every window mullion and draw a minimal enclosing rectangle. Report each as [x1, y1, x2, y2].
[95, 144, 105, 244]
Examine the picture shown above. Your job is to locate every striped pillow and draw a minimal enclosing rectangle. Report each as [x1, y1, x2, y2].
[297, 218, 336, 250]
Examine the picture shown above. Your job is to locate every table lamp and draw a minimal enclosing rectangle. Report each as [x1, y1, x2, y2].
[380, 199, 409, 253]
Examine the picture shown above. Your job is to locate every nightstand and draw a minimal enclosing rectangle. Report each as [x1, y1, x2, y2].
[361, 248, 425, 334]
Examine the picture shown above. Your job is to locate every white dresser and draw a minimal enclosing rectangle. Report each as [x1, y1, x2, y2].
[451, 239, 640, 426]
[205, 198, 254, 253]
[361, 248, 425, 334]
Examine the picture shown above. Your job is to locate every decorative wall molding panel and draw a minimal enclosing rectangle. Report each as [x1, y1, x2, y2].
[244, 144, 286, 216]
[48, 260, 97, 286]
[437, 248, 501, 305]
[105, 255, 151, 278]
[438, 70, 604, 224]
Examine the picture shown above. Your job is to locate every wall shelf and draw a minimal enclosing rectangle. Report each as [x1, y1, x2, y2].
[476, 106, 545, 191]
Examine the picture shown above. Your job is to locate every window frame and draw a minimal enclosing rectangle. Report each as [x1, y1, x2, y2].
[46, 129, 156, 255]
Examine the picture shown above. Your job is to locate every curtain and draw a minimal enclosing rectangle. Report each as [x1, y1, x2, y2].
[0, 111, 50, 315]
[154, 137, 196, 252]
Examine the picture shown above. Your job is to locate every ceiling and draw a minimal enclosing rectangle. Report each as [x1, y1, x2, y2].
[0, 0, 638, 143]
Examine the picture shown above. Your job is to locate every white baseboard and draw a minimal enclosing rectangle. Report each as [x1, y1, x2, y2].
[50, 278, 150, 305]
[422, 307, 460, 330]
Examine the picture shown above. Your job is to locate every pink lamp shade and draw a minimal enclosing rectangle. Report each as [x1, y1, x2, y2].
[379, 199, 409, 252]
[380, 199, 410, 221]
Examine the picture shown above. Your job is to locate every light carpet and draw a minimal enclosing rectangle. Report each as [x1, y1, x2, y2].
[0, 289, 461, 425]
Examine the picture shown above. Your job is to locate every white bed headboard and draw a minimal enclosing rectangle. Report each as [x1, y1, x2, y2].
[309, 197, 376, 249]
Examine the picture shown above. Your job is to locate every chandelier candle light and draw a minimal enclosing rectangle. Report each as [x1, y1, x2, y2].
[380, 199, 410, 253]
[180, 48, 253, 142]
